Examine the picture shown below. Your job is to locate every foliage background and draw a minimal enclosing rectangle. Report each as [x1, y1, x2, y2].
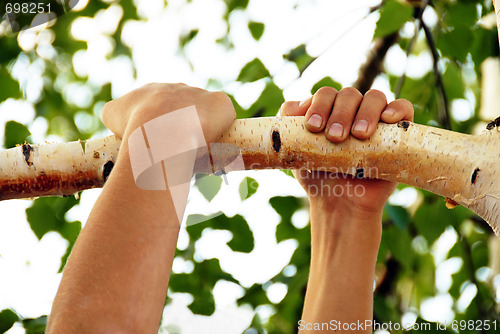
[0, 0, 500, 333]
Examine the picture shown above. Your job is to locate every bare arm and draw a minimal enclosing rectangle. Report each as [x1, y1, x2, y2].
[300, 199, 382, 333]
[281, 87, 414, 333]
[47, 140, 180, 333]
[47, 83, 235, 333]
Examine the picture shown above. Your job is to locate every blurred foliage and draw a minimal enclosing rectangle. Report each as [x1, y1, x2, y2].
[1, 0, 500, 333]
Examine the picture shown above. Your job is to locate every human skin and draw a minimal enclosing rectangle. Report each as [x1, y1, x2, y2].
[280, 87, 414, 334]
[46, 83, 236, 333]
[46, 83, 413, 333]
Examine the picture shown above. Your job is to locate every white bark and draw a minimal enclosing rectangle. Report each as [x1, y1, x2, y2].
[1, 117, 500, 234]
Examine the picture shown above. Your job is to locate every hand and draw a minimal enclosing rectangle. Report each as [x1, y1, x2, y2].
[280, 87, 414, 217]
[101, 83, 236, 144]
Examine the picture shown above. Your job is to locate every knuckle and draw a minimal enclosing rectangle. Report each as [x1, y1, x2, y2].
[212, 91, 231, 105]
[316, 86, 338, 96]
[365, 89, 387, 102]
[212, 91, 236, 117]
[280, 101, 296, 115]
[339, 87, 362, 98]
[395, 99, 414, 112]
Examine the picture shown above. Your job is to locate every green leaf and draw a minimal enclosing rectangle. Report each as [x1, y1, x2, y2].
[0, 309, 19, 333]
[188, 288, 215, 315]
[25, 197, 82, 271]
[470, 27, 499, 70]
[384, 204, 410, 229]
[239, 177, 259, 200]
[373, 0, 413, 39]
[437, 26, 474, 62]
[225, 215, 254, 253]
[443, 2, 478, 29]
[224, 0, 249, 13]
[237, 284, 271, 307]
[4, 121, 31, 149]
[236, 58, 270, 83]
[248, 21, 265, 40]
[0, 67, 21, 102]
[0, 38, 22, 66]
[383, 225, 415, 271]
[22, 315, 47, 334]
[169, 259, 237, 315]
[195, 174, 223, 202]
[270, 196, 303, 242]
[414, 197, 469, 245]
[179, 29, 199, 48]
[280, 169, 295, 178]
[442, 62, 465, 100]
[311, 77, 342, 95]
[244, 81, 284, 118]
[186, 213, 255, 253]
[283, 44, 315, 74]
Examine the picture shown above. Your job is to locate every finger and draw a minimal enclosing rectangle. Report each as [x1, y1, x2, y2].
[380, 99, 414, 123]
[324, 87, 363, 143]
[280, 98, 311, 117]
[350, 89, 387, 140]
[202, 91, 237, 142]
[101, 100, 129, 139]
[304, 87, 338, 132]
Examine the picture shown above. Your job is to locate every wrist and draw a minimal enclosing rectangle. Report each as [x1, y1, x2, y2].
[309, 196, 384, 223]
[309, 198, 383, 254]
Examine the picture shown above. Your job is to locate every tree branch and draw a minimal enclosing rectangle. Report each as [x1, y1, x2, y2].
[353, 32, 399, 94]
[422, 21, 451, 130]
[395, 0, 432, 98]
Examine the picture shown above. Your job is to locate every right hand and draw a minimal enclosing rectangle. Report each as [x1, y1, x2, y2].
[101, 83, 236, 144]
[280, 87, 414, 217]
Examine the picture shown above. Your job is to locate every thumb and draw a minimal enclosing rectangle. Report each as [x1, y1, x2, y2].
[101, 100, 132, 139]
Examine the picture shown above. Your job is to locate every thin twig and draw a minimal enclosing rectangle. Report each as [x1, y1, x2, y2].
[422, 21, 451, 130]
[395, 0, 432, 98]
[283, 5, 380, 89]
[354, 32, 399, 94]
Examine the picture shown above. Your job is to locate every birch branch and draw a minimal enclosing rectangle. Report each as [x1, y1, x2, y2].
[2, 117, 500, 235]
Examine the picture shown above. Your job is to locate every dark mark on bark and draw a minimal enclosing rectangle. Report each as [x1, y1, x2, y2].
[397, 121, 410, 131]
[486, 116, 500, 130]
[22, 144, 33, 166]
[356, 167, 364, 179]
[272, 130, 281, 153]
[103, 161, 114, 182]
[471, 168, 480, 184]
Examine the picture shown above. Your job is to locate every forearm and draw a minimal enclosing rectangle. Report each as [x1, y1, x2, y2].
[299, 199, 382, 334]
[47, 140, 180, 333]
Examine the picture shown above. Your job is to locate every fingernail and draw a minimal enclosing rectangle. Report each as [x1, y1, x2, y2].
[353, 119, 368, 133]
[299, 96, 311, 107]
[382, 109, 395, 118]
[328, 123, 344, 138]
[307, 114, 323, 128]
